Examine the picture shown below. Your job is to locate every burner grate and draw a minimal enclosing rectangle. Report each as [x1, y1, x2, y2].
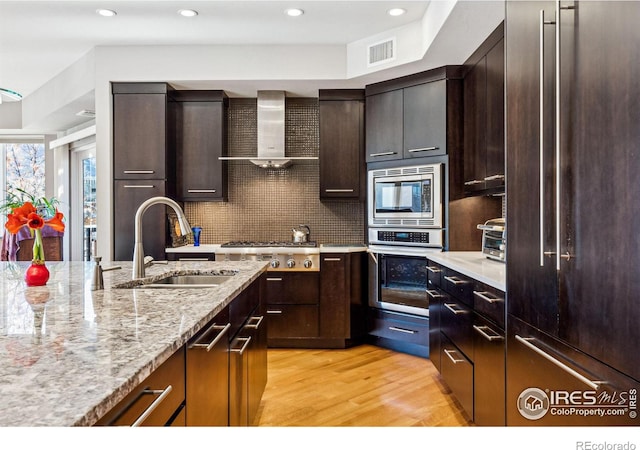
[221, 241, 318, 248]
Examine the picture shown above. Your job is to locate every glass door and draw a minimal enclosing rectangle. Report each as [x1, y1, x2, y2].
[71, 146, 96, 261]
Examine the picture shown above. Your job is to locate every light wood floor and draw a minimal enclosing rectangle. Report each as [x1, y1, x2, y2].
[254, 344, 472, 427]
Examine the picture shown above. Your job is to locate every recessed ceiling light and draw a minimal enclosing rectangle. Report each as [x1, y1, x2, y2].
[388, 8, 406, 17]
[0, 87, 23, 104]
[96, 9, 117, 17]
[178, 9, 198, 17]
[285, 8, 304, 17]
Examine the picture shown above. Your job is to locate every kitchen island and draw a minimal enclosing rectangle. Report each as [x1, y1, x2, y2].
[0, 259, 268, 426]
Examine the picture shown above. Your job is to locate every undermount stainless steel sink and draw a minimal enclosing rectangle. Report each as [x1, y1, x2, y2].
[139, 274, 235, 288]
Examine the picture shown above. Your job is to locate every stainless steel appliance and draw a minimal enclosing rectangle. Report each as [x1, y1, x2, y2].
[368, 245, 440, 317]
[368, 163, 443, 228]
[217, 241, 320, 271]
[477, 218, 506, 262]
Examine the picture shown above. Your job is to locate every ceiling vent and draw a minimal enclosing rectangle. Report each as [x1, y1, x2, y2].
[367, 37, 396, 67]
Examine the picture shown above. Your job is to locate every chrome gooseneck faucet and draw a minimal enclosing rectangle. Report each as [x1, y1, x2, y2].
[133, 196, 191, 279]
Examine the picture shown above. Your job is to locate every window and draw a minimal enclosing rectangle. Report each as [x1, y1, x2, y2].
[2, 142, 46, 202]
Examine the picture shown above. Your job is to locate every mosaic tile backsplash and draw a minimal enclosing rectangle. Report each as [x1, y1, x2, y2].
[182, 98, 366, 245]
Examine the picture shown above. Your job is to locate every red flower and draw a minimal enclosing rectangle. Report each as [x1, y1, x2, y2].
[4, 201, 65, 235]
[27, 212, 44, 230]
[45, 211, 65, 233]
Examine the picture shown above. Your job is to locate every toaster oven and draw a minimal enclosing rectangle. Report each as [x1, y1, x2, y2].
[477, 218, 506, 262]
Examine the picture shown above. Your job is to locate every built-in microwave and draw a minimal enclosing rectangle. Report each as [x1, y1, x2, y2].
[368, 163, 443, 228]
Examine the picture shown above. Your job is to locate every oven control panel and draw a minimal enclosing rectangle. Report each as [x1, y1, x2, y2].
[368, 228, 443, 248]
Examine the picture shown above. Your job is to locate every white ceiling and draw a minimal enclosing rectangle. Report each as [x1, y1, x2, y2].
[0, 0, 431, 99]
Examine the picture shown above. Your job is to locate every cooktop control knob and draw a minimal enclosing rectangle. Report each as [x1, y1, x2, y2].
[270, 260, 280, 269]
[303, 259, 313, 269]
[286, 258, 296, 269]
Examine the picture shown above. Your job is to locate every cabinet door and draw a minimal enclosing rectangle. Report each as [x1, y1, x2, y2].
[463, 56, 488, 191]
[403, 80, 447, 158]
[365, 89, 403, 162]
[319, 254, 348, 338]
[176, 98, 227, 201]
[113, 90, 169, 180]
[505, 0, 559, 335]
[473, 313, 505, 426]
[264, 272, 319, 305]
[440, 334, 473, 421]
[113, 180, 167, 261]
[246, 312, 268, 425]
[266, 305, 319, 339]
[557, 1, 640, 381]
[319, 97, 364, 199]
[485, 37, 505, 188]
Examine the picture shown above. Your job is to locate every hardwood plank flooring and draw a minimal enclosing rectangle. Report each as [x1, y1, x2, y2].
[254, 344, 472, 427]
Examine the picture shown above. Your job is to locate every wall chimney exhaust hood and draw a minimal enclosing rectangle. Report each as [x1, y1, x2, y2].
[219, 90, 317, 169]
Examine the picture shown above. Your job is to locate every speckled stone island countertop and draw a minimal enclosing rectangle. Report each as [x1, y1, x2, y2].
[0, 259, 268, 427]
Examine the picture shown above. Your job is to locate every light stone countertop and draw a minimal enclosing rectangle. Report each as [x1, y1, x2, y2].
[0, 259, 268, 427]
[425, 251, 506, 291]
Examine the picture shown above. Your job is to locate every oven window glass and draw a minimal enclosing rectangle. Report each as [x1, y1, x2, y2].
[374, 179, 431, 214]
[380, 255, 428, 310]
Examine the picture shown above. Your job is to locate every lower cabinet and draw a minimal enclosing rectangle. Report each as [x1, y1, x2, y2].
[427, 259, 506, 425]
[95, 348, 186, 426]
[367, 308, 429, 358]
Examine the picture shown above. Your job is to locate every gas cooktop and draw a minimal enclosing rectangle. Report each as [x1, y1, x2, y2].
[221, 241, 318, 248]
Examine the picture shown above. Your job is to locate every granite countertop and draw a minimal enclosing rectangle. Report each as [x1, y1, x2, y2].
[0, 259, 267, 427]
[425, 251, 506, 291]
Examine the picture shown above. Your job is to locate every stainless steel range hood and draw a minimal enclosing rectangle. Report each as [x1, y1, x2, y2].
[220, 90, 317, 169]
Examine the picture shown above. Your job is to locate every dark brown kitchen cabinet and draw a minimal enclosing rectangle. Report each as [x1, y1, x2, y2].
[427, 258, 506, 425]
[365, 89, 403, 162]
[365, 66, 463, 163]
[319, 90, 365, 200]
[112, 82, 175, 261]
[174, 90, 228, 202]
[113, 179, 167, 261]
[463, 24, 505, 196]
[113, 82, 175, 180]
[506, 1, 640, 425]
[319, 252, 367, 346]
[95, 347, 186, 426]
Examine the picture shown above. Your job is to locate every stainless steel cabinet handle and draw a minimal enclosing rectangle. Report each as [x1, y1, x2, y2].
[388, 326, 417, 335]
[464, 179, 484, 186]
[123, 185, 155, 189]
[123, 170, 155, 174]
[443, 349, 466, 364]
[323, 257, 342, 262]
[426, 289, 445, 299]
[267, 309, 283, 314]
[483, 174, 505, 181]
[190, 322, 231, 352]
[473, 290, 503, 304]
[245, 315, 264, 329]
[473, 325, 504, 342]
[178, 257, 210, 261]
[369, 151, 397, 157]
[407, 146, 438, 153]
[444, 275, 467, 285]
[230, 336, 251, 356]
[324, 189, 354, 193]
[426, 265, 441, 274]
[131, 385, 173, 427]
[187, 189, 216, 193]
[515, 335, 601, 390]
[444, 302, 467, 315]
[266, 277, 283, 282]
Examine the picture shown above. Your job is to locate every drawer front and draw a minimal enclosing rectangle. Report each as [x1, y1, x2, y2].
[96, 348, 186, 426]
[266, 305, 319, 338]
[440, 297, 473, 360]
[264, 272, 319, 305]
[473, 313, 506, 426]
[229, 279, 259, 337]
[427, 287, 447, 372]
[472, 283, 505, 329]
[426, 260, 443, 289]
[441, 267, 474, 307]
[369, 309, 429, 347]
[440, 334, 474, 420]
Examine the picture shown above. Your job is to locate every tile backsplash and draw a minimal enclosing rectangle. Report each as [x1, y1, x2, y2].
[182, 97, 365, 245]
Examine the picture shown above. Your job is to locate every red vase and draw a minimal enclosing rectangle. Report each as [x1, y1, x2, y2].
[25, 262, 50, 287]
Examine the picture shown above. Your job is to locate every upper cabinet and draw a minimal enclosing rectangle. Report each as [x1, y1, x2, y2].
[319, 90, 365, 200]
[113, 82, 175, 180]
[365, 66, 463, 163]
[463, 23, 505, 196]
[174, 90, 229, 202]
